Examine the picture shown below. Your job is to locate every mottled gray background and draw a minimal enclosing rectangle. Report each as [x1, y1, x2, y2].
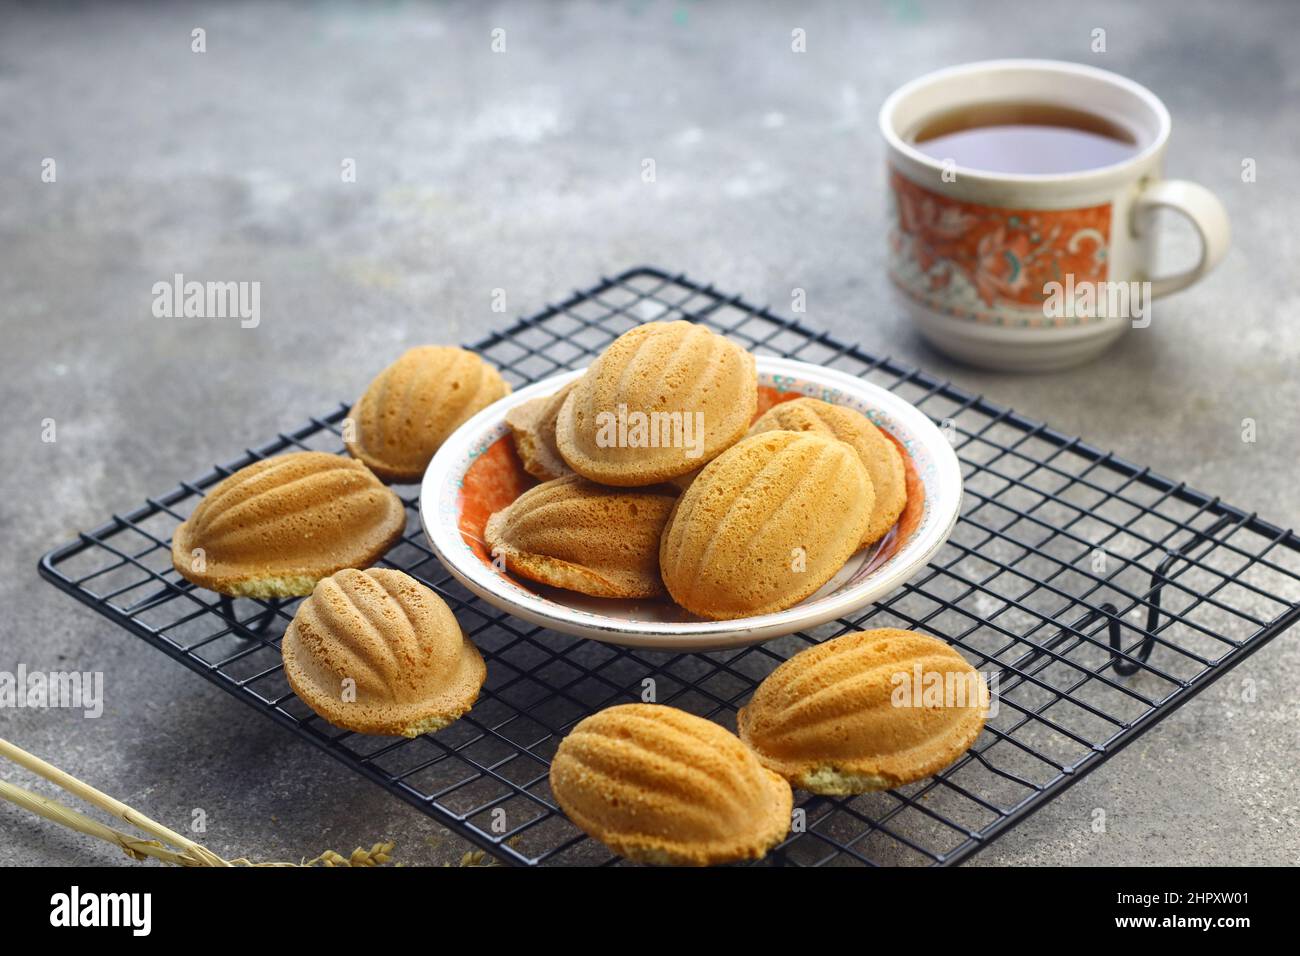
[2, 0, 1297, 866]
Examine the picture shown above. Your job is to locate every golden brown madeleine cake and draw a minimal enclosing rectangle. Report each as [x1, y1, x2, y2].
[281, 568, 485, 737]
[549, 704, 792, 866]
[171, 452, 406, 598]
[555, 321, 757, 486]
[345, 346, 511, 483]
[659, 432, 873, 619]
[738, 629, 987, 795]
[484, 474, 676, 598]
[748, 397, 906, 547]
[504, 382, 574, 481]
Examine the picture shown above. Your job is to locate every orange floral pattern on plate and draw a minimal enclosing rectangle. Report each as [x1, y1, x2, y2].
[888, 168, 1111, 326]
[457, 385, 926, 602]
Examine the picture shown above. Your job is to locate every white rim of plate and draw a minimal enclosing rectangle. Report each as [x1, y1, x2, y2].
[420, 355, 963, 651]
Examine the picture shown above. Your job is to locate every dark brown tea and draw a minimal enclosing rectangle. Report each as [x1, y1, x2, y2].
[910, 101, 1139, 175]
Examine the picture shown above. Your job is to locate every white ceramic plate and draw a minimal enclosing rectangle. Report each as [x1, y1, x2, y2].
[420, 356, 962, 651]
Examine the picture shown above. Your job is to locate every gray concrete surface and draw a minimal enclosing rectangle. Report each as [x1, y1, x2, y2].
[1, 0, 1297, 867]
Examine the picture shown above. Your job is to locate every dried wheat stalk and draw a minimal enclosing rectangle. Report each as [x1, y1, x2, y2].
[0, 737, 395, 867]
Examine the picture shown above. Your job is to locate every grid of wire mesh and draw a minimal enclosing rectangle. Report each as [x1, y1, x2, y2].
[40, 266, 1300, 866]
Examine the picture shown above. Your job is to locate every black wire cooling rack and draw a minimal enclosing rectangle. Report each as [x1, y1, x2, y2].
[40, 266, 1300, 866]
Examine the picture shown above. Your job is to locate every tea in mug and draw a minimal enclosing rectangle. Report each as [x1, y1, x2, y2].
[910, 100, 1139, 175]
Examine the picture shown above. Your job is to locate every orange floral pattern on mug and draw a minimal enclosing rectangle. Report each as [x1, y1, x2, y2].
[887, 169, 1112, 326]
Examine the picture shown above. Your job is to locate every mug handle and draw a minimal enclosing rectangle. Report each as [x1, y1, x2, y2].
[1133, 179, 1231, 298]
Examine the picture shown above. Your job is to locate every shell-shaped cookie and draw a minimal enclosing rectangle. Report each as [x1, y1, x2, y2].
[737, 629, 987, 795]
[485, 475, 676, 598]
[171, 452, 406, 598]
[505, 382, 574, 481]
[659, 432, 873, 619]
[281, 568, 485, 737]
[748, 398, 906, 547]
[346, 346, 511, 483]
[555, 321, 756, 486]
[549, 704, 792, 866]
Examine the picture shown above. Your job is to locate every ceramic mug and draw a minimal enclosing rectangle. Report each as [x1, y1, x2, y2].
[879, 59, 1230, 371]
